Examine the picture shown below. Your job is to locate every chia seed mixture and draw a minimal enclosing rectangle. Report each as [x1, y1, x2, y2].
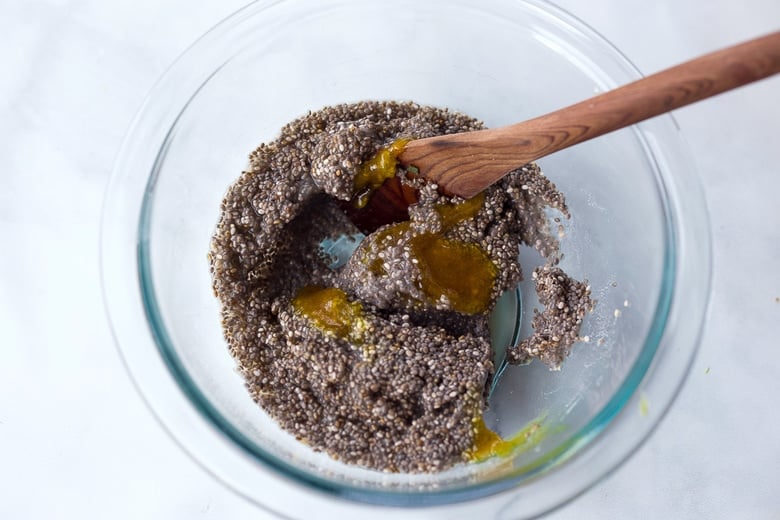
[209, 101, 593, 473]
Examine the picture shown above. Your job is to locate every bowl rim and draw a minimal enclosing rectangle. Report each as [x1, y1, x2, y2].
[101, 0, 712, 517]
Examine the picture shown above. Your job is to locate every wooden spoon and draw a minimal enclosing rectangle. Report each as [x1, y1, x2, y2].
[346, 31, 780, 232]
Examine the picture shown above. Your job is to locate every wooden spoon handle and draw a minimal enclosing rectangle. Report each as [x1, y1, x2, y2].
[399, 31, 780, 199]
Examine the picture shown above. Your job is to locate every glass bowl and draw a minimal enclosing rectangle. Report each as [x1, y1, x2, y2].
[100, 0, 712, 518]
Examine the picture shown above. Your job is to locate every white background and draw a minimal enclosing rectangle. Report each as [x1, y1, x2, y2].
[2, 0, 779, 518]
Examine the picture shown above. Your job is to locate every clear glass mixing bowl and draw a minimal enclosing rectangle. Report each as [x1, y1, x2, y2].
[101, 0, 712, 518]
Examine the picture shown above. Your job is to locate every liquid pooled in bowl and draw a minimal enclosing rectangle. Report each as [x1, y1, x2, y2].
[209, 101, 592, 473]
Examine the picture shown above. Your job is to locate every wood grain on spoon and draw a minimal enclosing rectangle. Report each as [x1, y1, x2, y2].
[396, 31, 780, 200]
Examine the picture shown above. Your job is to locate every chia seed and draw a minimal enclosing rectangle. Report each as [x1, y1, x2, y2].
[209, 100, 592, 473]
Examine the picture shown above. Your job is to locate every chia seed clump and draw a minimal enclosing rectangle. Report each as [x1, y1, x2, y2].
[209, 100, 592, 473]
[507, 265, 595, 368]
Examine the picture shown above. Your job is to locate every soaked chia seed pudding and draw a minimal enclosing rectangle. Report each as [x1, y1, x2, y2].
[209, 100, 593, 473]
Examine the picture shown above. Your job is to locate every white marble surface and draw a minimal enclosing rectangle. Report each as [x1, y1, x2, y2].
[1, 1, 779, 518]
